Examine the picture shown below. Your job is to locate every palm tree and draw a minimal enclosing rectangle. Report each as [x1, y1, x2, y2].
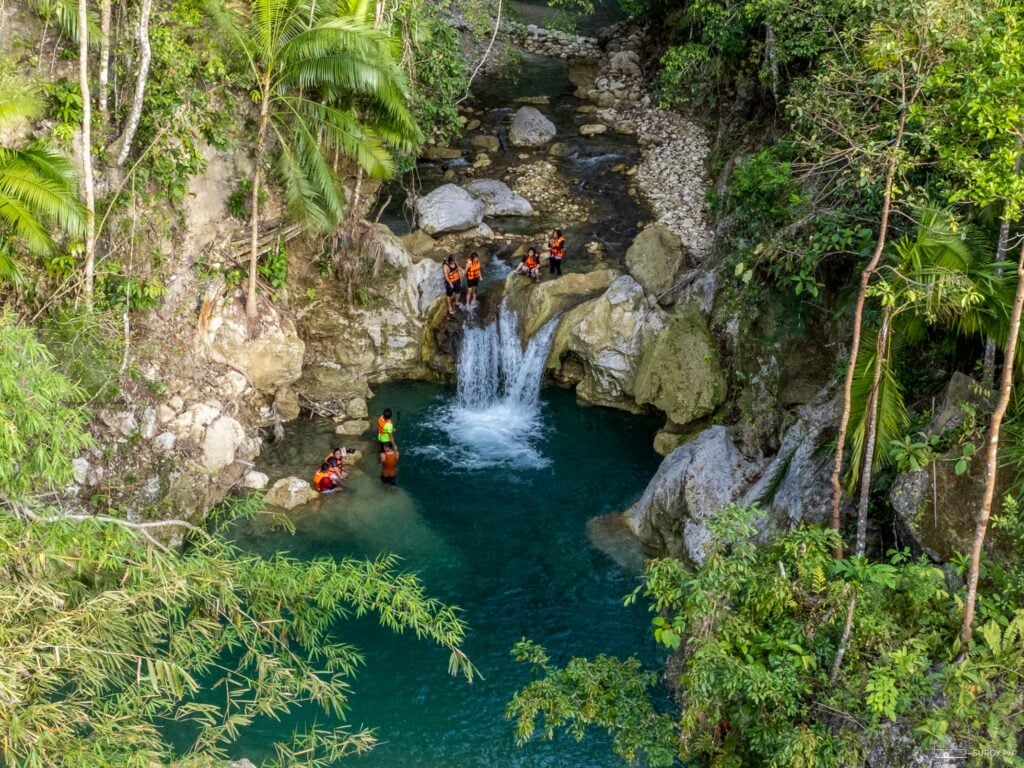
[844, 207, 1015, 519]
[209, 0, 422, 320]
[0, 76, 84, 284]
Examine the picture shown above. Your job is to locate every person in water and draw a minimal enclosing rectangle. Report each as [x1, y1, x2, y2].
[516, 248, 542, 282]
[326, 455, 348, 486]
[377, 408, 396, 453]
[443, 254, 463, 316]
[464, 252, 482, 306]
[380, 442, 399, 486]
[547, 229, 566, 276]
[312, 462, 338, 493]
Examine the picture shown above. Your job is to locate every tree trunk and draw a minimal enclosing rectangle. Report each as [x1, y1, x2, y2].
[829, 112, 907, 556]
[960, 238, 1024, 648]
[98, 0, 111, 122]
[982, 215, 1011, 386]
[115, 0, 152, 167]
[829, 587, 857, 684]
[855, 308, 891, 557]
[246, 85, 271, 321]
[79, 0, 96, 311]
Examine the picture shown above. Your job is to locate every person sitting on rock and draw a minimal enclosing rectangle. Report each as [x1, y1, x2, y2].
[464, 252, 482, 306]
[547, 229, 566, 276]
[516, 248, 542, 282]
[443, 255, 463, 316]
[326, 455, 348, 487]
[380, 442, 399, 486]
[312, 462, 337, 493]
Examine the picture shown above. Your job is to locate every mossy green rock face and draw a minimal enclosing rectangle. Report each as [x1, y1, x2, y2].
[634, 305, 726, 426]
[625, 223, 686, 303]
[504, 269, 617, 340]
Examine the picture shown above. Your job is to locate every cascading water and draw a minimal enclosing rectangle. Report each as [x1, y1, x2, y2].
[423, 299, 558, 469]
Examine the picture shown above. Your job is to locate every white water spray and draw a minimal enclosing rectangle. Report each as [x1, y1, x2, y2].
[425, 299, 558, 469]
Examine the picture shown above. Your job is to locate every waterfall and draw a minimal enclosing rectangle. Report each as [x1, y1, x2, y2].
[424, 299, 557, 469]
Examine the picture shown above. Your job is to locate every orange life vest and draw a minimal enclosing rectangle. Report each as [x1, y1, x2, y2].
[466, 260, 481, 280]
[549, 236, 566, 258]
[525, 253, 540, 270]
[444, 262, 461, 284]
[381, 450, 399, 478]
[377, 415, 389, 439]
[312, 470, 333, 492]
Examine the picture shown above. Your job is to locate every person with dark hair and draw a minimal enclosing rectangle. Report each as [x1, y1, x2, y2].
[464, 252, 482, 306]
[326, 455, 348, 487]
[312, 462, 337, 493]
[443, 255, 463, 316]
[547, 229, 566, 276]
[380, 442, 399, 486]
[377, 408, 396, 451]
[515, 247, 542, 282]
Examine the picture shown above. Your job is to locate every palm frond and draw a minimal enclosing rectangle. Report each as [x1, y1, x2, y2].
[0, 77, 44, 131]
[0, 144, 84, 253]
[844, 324, 909, 493]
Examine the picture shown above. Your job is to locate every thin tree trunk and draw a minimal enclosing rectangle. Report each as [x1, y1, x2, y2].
[829, 112, 907, 556]
[961, 238, 1024, 648]
[98, 0, 111, 122]
[855, 308, 891, 557]
[982, 216, 1010, 386]
[79, 0, 96, 311]
[829, 587, 857, 684]
[115, 0, 152, 167]
[246, 84, 271, 321]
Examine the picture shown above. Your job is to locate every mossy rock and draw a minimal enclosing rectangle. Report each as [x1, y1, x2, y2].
[504, 268, 617, 340]
[634, 304, 727, 427]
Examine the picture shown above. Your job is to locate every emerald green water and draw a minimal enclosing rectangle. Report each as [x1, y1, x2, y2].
[233, 381, 664, 766]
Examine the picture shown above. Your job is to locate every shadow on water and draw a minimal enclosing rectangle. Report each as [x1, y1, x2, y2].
[228, 380, 665, 767]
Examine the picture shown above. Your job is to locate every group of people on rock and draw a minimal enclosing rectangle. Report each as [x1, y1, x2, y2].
[515, 228, 567, 282]
[443, 252, 483, 316]
[443, 229, 568, 315]
[310, 409, 399, 493]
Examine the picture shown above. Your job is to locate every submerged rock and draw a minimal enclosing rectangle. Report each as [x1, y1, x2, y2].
[415, 184, 486, 235]
[265, 476, 318, 510]
[509, 106, 557, 147]
[463, 179, 535, 217]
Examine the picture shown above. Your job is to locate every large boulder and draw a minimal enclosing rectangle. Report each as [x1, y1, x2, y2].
[415, 184, 486, 235]
[743, 389, 838, 530]
[505, 268, 616, 339]
[625, 224, 687, 303]
[293, 365, 372, 419]
[547, 275, 662, 411]
[633, 304, 726, 426]
[409, 258, 446, 316]
[509, 106, 557, 147]
[370, 223, 412, 269]
[624, 426, 762, 563]
[203, 300, 304, 393]
[200, 415, 247, 473]
[265, 476, 319, 511]
[463, 179, 535, 217]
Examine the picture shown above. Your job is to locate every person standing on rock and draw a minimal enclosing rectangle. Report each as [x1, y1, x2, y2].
[464, 252, 482, 306]
[547, 229, 566, 276]
[443, 255, 463, 316]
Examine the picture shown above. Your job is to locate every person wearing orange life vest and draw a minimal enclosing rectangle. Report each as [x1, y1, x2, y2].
[515, 247, 542, 282]
[377, 409, 396, 452]
[312, 463, 337, 493]
[443, 255, 463, 316]
[464, 252, 482, 306]
[547, 229, 566, 276]
[379, 442, 400, 486]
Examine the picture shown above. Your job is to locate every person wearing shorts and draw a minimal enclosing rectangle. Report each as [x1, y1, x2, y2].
[465, 252, 482, 306]
[443, 255, 463, 315]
